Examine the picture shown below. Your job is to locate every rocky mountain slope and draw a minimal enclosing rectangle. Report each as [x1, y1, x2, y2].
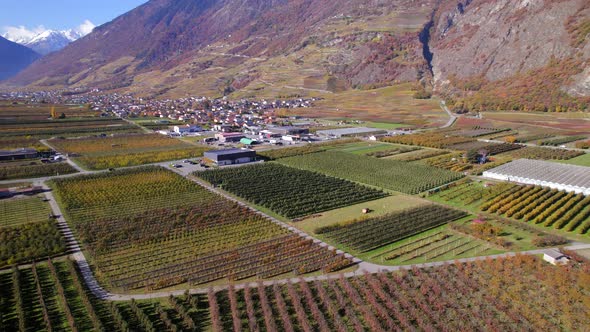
[0, 36, 40, 81]
[430, 0, 590, 111]
[5, 0, 590, 111]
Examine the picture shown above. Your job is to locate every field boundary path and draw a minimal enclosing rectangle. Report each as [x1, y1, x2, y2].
[39, 139, 89, 173]
[439, 100, 457, 129]
[10, 160, 590, 301]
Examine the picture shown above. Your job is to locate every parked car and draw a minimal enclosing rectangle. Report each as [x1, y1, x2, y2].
[172, 164, 183, 168]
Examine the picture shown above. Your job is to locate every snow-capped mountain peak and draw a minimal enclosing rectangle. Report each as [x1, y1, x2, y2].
[2, 20, 95, 55]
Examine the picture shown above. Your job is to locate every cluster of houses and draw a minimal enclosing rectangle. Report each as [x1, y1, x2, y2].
[3, 90, 318, 127]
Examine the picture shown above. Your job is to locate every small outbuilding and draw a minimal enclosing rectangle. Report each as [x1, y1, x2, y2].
[204, 149, 257, 166]
[543, 249, 570, 266]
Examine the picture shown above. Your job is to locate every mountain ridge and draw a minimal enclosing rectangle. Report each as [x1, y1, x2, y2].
[4, 0, 590, 111]
[0, 36, 41, 81]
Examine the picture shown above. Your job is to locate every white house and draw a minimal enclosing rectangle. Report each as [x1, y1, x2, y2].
[173, 125, 202, 135]
[543, 249, 570, 266]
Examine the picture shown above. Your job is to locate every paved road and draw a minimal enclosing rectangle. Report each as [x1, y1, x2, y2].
[439, 101, 457, 129]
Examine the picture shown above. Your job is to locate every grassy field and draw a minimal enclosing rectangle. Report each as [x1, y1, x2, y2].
[560, 153, 590, 166]
[292, 195, 427, 234]
[0, 197, 52, 228]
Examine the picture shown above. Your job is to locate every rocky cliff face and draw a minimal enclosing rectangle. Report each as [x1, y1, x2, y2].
[5, 0, 590, 109]
[429, 0, 590, 110]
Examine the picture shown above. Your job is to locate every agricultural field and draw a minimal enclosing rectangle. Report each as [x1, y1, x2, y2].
[506, 146, 584, 160]
[418, 153, 473, 172]
[480, 185, 590, 234]
[0, 194, 66, 267]
[381, 132, 475, 149]
[279, 151, 464, 194]
[0, 260, 211, 331]
[324, 141, 404, 155]
[447, 141, 523, 155]
[0, 161, 77, 180]
[315, 204, 468, 253]
[365, 145, 421, 158]
[3, 255, 588, 331]
[368, 226, 499, 264]
[0, 137, 49, 151]
[514, 133, 555, 143]
[540, 135, 588, 147]
[0, 118, 141, 138]
[432, 180, 590, 235]
[256, 139, 361, 160]
[195, 163, 387, 219]
[212, 255, 590, 331]
[49, 134, 210, 170]
[449, 127, 511, 138]
[50, 167, 351, 290]
[0, 219, 66, 267]
[290, 84, 449, 127]
[387, 148, 450, 162]
[0, 196, 52, 228]
[292, 195, 428, 235]
[0, 102, 141, 139]
[0, 102, 100, 120]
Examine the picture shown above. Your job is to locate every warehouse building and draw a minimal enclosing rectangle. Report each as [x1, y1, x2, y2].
[316, 127, 388, 138]
[483, 159, 590, 195]
[204, 149, 257, 166]
[0, 148, 38, 161]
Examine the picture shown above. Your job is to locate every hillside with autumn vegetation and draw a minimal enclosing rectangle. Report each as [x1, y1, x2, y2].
[3, 0, 590, 112]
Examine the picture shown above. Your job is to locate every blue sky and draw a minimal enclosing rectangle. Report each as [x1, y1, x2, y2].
[1, 0, 146, 37]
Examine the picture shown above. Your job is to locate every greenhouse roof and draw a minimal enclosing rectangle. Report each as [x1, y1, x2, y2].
[484, 159, 590, 189]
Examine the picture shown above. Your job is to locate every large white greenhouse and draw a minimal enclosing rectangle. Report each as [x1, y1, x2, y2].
[483, 159, 590, 195]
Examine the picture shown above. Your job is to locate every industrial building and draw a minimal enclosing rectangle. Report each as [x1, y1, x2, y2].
[215, 132, 246, 143]
[204, 149, 257, 166]
[316, 127, 388, 138]
[483, 159, 590, 195]
[0, 148, 38, 161]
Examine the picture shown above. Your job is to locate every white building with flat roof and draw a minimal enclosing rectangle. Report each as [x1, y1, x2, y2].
[483, 159, 590, 195]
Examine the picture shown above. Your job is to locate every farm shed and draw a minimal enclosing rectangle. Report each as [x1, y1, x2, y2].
[316, 127, 387, 138]
[543, 249, 570, 265]
[482, 159, 590, 195]
[0, 148, 38, 161]
[204, 149, 256, 166]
